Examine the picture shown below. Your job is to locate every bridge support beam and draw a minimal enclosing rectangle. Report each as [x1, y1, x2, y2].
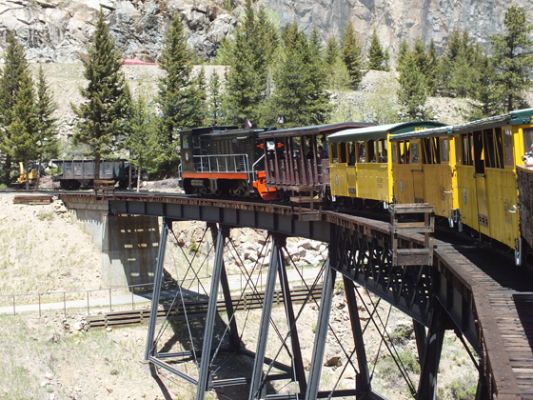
[196, 224, 229, 400]
[416, 305, 447, 400]
[209, 224, 240, 352]
[278, 243, 307, 395]
[344, 277, 371, 398]
[305, 261, 336, 400]
[144, 218, 170, 360]
[249, 234, 284, 400]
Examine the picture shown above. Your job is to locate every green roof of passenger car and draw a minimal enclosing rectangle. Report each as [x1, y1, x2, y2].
[327, 121, 445, 143]
[390, 108, 533, 141]
[257, 122, 374, 139]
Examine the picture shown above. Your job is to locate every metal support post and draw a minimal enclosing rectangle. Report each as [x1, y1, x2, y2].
[196, 225, 228, 400]
[248, 235, 283, 400]
[475, 364, 489, 400]
[277, 241, 307, 395]
[144, 218, 170, 360]
[343, 277, 370, 398]
[209, 224, 240, 352]
[305, 261, 336, 400]
[417, 306, 446, 400]
[413, 319, 427, 363]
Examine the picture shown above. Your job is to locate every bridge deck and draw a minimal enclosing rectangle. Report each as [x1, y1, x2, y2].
[60, 191, 533, 399]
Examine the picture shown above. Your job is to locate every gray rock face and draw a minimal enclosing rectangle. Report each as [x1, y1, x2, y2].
[0, 0, 237, 62]
[0, 0, 530, 63]
[259, 0, 533, 56]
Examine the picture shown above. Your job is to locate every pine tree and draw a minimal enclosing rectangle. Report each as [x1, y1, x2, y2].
[35, 66, 58, 188]
[0, 31, 30, 183]
[158, 14, 200, 169]
[6, 72, 38, 189]
[208, 72, 222, 126]
[397, 40, 409, 71]
[367, 30, 386, 70]
[325, 36, 339, 67]
[397, 52, 428, 119]
[426, 40, 439, 95]
[71, 11, 131, 180]
[125, 94, 159, 191]
[491, 5, 533, 112]
[342, 23, 363, 90]
[412, 38, 429, 76]
[191, 67, 208, 127]
[307, 28, 332, 124]
[222, 0, 276, 125]
[271, 23, 331, 126]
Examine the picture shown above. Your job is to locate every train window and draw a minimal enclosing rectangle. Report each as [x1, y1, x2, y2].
[348, 142, 356, 166]
[524, 128, 533, 154]
[330, 143, 338, 162]
[357, 143, 366, 163]
[440, 138, 450, 163]
[367, 140, 376, 162]
[461, 134, 473, 166]
[400, 142, 410, 164]
[503, 129, 514, 167]
[339, 143, 348, 163]
[421, 138, 431, 164]
[483, 129, 496, 168]
[392, 143, 399, 163]
[494, 128, 504, 168]
[377, 139, 387, 163]
[192, 135, 201, 149]
[410, 143, 420, 163]
[473, 131, 485, 174]
[182, 137, 190, 150]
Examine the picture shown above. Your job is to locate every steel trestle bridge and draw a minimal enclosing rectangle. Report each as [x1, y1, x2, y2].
[60, 191, 533, 400]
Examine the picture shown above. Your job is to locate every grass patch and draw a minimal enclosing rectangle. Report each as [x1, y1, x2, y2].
[36, 210, 55, 221]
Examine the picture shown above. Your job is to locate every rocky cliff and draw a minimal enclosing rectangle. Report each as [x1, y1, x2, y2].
[0, 0, 530, 63]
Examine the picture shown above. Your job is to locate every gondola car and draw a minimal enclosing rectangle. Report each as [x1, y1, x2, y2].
[53, 159, 132, 190]
[257, 122, 373, 202]
[327, 121, 445, 205]
[179, 126, 274, 198]
[391, 108, 533, 265]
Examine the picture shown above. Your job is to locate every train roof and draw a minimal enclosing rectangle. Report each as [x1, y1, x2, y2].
[199, 128, 267, 139]
[327, 121, 445, 143]
[390, 108, 533, 141]
[257, 122, 373, 139]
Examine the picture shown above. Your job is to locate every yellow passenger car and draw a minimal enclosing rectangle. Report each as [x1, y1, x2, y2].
[327, 122, 444, 204]
[390, 126, 459, 224]
[452, 108, 533, 263]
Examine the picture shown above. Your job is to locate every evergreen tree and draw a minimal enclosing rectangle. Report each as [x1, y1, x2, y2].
[426, 39, 439, 95]
[412, 38, 429, 75]
[35, 65, 58, 188]
[222, 0, 276, 125]
[367, 30, 387, 70]
[71, 11, 131, 180]
[397, 40, 409, 71]
[208, 72, 222, 126]
[0, 31, 30, 183]
[325, 36, 339, 67]
[157, 14, 201, 169]
[469, 56, 500, 119]
[125, 94, 159, 191]
[491, 5, 533, 111]
[6, 72, 38, 189]
[191, 67, 208, 127]
[307, 28, 332, 124]
[397, 52, 428, 119]
[342, 23, 363, 89]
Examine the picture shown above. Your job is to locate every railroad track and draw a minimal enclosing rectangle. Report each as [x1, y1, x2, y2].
[86, 285, 322, 329]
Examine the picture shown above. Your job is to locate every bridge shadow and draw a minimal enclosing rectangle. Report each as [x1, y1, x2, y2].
[513, 293, 533, 351]
[450, 242, 533, 292]
[147, 271, 275, 399]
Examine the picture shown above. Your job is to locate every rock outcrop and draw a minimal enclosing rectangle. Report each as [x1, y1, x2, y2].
[0, 0, 236, 62]
[0, 0, 530, 63]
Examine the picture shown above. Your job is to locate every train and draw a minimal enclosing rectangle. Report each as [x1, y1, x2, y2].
[178, 108, 533, 266]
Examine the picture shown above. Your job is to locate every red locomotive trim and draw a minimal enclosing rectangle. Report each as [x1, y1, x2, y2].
[182, 172, 250, 180]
